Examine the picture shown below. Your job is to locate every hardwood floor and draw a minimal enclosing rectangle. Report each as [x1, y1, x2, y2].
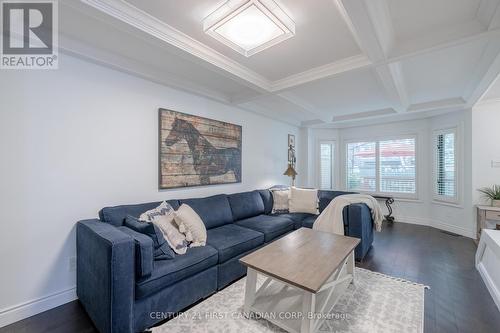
[1, 222, 499, 333]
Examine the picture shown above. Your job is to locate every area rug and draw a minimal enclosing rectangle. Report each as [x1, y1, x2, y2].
[152, 268, 428, 333]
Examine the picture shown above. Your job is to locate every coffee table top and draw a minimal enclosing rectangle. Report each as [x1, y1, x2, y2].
[239, 228, 360, 293]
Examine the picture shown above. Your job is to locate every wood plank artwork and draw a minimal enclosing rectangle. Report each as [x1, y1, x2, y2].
[158, 109, 242, 189]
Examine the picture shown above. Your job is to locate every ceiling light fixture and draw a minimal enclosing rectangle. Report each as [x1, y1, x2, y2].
[203, 0, 295, 57]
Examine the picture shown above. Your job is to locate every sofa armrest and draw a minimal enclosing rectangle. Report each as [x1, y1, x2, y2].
[344, 203, 374, 260]
[77, 219, 135, 333]
[117, 226, 154, 278]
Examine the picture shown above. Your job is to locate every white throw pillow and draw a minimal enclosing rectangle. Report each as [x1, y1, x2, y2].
[289, 187, 319, 214]
[271, 189, 290, 214]
[174, 204, 207, 247]
[140, 201, 188, 255]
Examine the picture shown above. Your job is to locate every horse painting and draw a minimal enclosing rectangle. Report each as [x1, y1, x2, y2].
[159, 109, 242, 189]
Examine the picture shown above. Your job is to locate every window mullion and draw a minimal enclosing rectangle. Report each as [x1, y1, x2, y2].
[376, 141, 380, 193]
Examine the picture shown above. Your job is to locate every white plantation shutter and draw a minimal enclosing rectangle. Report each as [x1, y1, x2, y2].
[345, 137, 417, 196]
[319, 142, 334, 189]
[346, 142, 376, 192]
[379, 138, 416, 194]
[436, 131, 456, 198]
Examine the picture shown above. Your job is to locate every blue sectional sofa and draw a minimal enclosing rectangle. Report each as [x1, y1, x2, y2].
[76, 189, 373, 333]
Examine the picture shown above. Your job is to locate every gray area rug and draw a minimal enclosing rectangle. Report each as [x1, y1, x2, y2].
[152, 268, 428, 333]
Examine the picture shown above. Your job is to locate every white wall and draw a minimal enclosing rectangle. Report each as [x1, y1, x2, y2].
[0, 54, 300, 326]
[301, 110, 474, 238]
[472, 101, 500, 206]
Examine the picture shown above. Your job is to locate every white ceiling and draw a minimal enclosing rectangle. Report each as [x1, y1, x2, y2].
[59, 0, 500, 127]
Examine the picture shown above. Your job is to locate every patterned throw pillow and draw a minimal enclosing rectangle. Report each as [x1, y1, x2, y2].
[124, 215, 175, 260]
[271, 188, 290, 214]
[154, 214, 189, 255]
[140, 201, 189, 255]
[174, 204, 207, 248]
[139, 201, 172, 221]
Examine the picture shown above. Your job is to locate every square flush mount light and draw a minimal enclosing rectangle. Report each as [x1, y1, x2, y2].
[203, 0, 295, 57]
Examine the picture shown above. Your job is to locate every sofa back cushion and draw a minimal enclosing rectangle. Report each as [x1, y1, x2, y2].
[258, 190, 273, 215]
[318, 190, 355, 213]
[227, 191, 265, 221]
[99, 200, 180, 226]
[179, 194, 233, 229]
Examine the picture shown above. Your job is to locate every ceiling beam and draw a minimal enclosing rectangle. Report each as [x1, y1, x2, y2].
[374, 63, 409, 112]
[334, 0, 410, 113]
[464, 39, 500, 106]
[277, 92, 331, 123]
[477, 0, 500, 30]
[407, 97, 467, 113]
[270, 54, 371, 92]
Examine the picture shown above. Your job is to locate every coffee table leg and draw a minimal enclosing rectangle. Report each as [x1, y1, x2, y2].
[300, 291, 316, 333]
[244, 268, 257, 317]
[347, 251, 355, 284]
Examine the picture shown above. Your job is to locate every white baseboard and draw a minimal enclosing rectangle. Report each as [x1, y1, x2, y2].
[394, 215, 430, 226]
[431, 219, 475, 239]
[0, 287, 77, 328]
[393, 215, 475, 239]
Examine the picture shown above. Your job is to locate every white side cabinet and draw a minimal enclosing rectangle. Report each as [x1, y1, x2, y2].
[476, 229, 500, 311]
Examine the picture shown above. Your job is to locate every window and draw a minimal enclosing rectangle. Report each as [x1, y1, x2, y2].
[319, 142, 334, 189]
[435, 129, 456, 201]
[346, 137, 416, 196]
[346, 142, 376, 192]
[379, 139, 416, 194]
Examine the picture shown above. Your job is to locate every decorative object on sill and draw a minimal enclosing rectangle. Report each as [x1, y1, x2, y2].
[283, 136, 297, 186]
[497, 224, 500, 230]
[477, 185, 500, 207]
[159, 109, 242, 189]
[373, 195, 395, 223]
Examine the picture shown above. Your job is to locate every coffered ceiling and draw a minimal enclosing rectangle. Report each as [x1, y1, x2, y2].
[59, 0, 500, 127]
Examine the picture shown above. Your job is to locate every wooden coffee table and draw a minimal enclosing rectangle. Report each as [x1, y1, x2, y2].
[239, 228, 360, 333]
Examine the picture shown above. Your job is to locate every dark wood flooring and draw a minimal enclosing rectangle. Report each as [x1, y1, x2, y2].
[1, 222, 499, 333]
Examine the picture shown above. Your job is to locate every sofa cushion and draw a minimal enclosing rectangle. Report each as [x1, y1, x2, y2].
[99, 200, 180, 226]
[258, 190, 273, 215]
[227, 191, 265, 221]
[318, 190, 355, 213]
[301, 209, 349, 229]
[301, 215, 318, 229]
[236, 215, 295, 242]
[276, 212, 317, 229]
[207, 224, 264, 263]
[179, 195, 233, 229]
[135, 245, 218, 299]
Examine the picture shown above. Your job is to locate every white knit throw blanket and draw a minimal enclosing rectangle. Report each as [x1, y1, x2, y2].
[313, 194, 383, 235]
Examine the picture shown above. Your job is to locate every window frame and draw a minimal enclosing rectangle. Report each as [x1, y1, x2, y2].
[433, 127, 459, 205]
[344, 134, 419, 199]
[317, 140, 335, 190]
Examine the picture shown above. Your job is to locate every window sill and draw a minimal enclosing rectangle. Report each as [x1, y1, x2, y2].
[355, 191, 419, 202]
[432, 200, 463, 209]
